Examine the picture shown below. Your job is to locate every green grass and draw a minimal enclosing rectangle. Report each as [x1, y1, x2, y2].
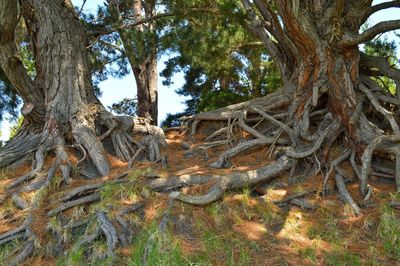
[307, 207, 342, 243]
[0, 240, 22, 266]
[129, 222, 186, 266]
[0, 169, 9, 180]
[324, 248, 362, 266]
[378, 204, 400, 260]
[193, 217, 255, 266]
[91, 168, 154, 213]
[298, 245, 317, 264]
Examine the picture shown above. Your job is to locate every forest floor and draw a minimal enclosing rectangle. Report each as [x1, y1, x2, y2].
[0, 127, 400, 266]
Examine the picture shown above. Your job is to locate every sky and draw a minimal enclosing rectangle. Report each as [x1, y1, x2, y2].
[0, 0, 399, 141]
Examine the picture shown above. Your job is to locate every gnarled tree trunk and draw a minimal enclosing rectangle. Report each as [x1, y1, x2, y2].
[0, 0, 45, 168]
[0, 0, 166, 262]
[187, 0, 400, 201]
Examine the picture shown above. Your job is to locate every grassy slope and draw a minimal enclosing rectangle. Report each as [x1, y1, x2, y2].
[0, 129, 399, 266]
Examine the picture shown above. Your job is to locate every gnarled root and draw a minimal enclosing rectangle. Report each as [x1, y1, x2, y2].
[169, 156, 291, 205]
[335, 173, 361, 216]
[360, 135, 400, 198]
[0, 123, 42, 169]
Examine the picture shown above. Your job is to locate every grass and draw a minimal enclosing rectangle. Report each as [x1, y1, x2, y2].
[306, 207, 342, 243]
[90, 169, 151, 213]
[0, 169, 9, 180]
[192, 215, 256, 266]
[324, 247, 362, 266]
[129, 222, 186, 266]
[0, 240, 22, 266]
[378, 204, 400, 260]
[298, 245, 317, 264]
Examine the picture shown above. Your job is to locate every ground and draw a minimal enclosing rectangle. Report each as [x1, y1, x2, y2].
[0, 127, 399, 266]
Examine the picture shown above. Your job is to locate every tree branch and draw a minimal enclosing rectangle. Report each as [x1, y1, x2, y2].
[342, 20, 400, 46]
[362, 0, 400, 24]
[120, 12, 174, 29]
[360, 53, 400, 82]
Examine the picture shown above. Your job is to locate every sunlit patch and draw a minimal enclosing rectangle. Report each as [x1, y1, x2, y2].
[263, 188, 287, 202]
[175, 166, 201, 176]
[277, 209, 304, 239]
[233, 221, 267, 240]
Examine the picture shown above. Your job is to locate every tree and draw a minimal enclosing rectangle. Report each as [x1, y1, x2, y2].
[160, 0, 282, 126]
[167, 0, 400, 206]
[0, 1, 165, 262]
[98, 0, 160, 124]
[0, 0, 400, 263]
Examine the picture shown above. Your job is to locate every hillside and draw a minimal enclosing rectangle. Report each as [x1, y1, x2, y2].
[0, 125, 399, 265]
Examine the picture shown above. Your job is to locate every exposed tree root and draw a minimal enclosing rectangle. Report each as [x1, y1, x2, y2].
[1, 72, 400, 263]
[169, 156, 291, 205]
[273, 189, 318, 206]
[97, 212, 119, 258]
[48, 193, 101, 217]
[335, 173, 362, 216]
[360, 135, 400, 197]
[0, 124, 42, 169]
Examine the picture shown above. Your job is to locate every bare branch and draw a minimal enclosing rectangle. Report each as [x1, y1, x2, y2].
[342, 20, 400, 46]
[119, 12, 174, 29]
[362, 0, 400, 24]
[360, 54, 400, 82]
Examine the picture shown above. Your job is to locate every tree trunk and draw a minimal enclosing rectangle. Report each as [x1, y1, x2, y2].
[241, 0, 386, 147]
[189, 0, 400, 198]
[19, 0, 112, 176]
[109, 0, 159, 125]
[0, 0, 45, 167]
[133, 61, 158, 125]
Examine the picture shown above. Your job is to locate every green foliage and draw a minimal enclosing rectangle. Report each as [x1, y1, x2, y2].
[9, 116, 23, 140]
[67, 245, 85, 266]
[0, 67, 20, 122]
[20, 44, 36, 78]
[109, 97, 137, 116]
[197, 226, 254, 265]
[78, 7, 130, 97]
[298, 245, 317, 264]
[91, 169, 150, 212]
[161, 111, 187, 128]
[0, 240, 22, 265]
[307, 207, 342, 243]
[160, 0, 282, 126]
[364, 38, 398, 95]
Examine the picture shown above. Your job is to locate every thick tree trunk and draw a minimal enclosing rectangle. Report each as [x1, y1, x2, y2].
[0, 0, 45, 167]
[0, 1, 45, 124]
[244, 0, 383, 147]
[18, 0, 112, 176]
[189, 0, 400, 198]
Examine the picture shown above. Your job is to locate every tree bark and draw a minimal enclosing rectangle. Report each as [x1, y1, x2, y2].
[0, 0, 45, 167]
[17, 0, 111, 176]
